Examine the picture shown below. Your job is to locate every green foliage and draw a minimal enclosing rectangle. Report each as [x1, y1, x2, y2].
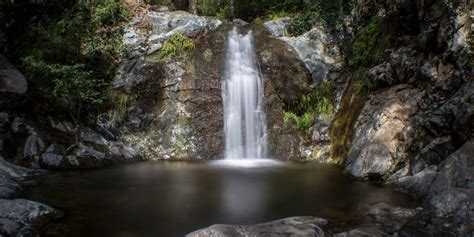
[158, 33, 195, 60]
[22, 57, 105, 110]
[287, 0, 345, 36]
[288, 11, 319, 36]
[284, 111, 314, 130]
[10, 0, 130, 120]
[299, 81, 336, 115]
[107, 91, 129, 118]
[216, 5, 231, 20]
[198, 0, 225, 16]
[284, 81, 336, 131]
[354, 78, 374, 95]
[349, 17, 391, 69]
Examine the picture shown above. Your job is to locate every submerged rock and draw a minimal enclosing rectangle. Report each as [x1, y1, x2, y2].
[186, 216, 327, 237]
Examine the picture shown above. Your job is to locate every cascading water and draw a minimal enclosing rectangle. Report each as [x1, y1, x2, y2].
[222, 27, 267, 160]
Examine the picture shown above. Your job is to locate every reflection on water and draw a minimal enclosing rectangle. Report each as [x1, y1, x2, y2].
[20, 161, 418, 237]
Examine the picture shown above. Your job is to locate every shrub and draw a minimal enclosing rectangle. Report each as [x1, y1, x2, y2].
[287, 0, 347, 36]
[349, 17, 391, 69]
[22, 57, 105, 113]
[284, 111, 314, 131]
[13, 1, 130, 121]
[107, 91, 130, 119]
[158, 33, 195, 60]
[354, 78, 374, 95]
[284, 81, 336, 131]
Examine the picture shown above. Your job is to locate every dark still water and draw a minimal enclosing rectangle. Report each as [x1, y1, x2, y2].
[21, 161, 418, 237]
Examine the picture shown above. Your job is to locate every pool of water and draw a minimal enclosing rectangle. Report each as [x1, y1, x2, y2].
[20, 161, 418, 237]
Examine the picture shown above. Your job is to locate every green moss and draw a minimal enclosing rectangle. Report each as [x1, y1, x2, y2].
[349, 17, 391, 69]
[329, 71, 368, 165]
[158, 33, 195, 61]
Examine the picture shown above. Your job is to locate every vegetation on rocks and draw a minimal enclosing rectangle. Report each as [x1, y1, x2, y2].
[354, 77, 374, 95]
[158, 33, 195, 60]
[6, 0, 131, 121]
[348, 17, 391, 69]
[284, 81, 336, 130]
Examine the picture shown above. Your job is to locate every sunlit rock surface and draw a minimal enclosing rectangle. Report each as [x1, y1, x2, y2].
[344, 84, 424, 179]
[263, 18, 343, 86]
[186, 216, 327, 237]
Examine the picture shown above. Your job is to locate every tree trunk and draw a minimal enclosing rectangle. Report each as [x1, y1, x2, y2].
[189, 0, 198, 14]
[229, 0, 234, 18]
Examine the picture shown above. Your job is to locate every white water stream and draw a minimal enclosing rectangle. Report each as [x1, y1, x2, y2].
[222, 28, 267, 160]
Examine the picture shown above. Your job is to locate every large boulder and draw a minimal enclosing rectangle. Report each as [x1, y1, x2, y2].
[0, 54, 27, 94]
[263, 18, 343, 86]
[344, 84, 424, 179]
[0, 199, 62, 236]
[186, 216, 327, 237]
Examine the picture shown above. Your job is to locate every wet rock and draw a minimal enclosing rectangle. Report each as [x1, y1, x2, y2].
[366, 203, 420, 231]
[0, 178, 20, 199]
[334, 225, 388, 237]
[0, 157, 29, 178]
[109, 141, 139, 159]
[66, 155, 80, 167]
[427, 139, 474, 221]
[0, 199, 62, 236]
[49, 119, 75, 133]
[22, 134, 45, 159]
[115, 18, 312, 160]
[0, 54, 27, 94]
[0, 218, 21, 236]
[76, 143, 105, 160]
[345, 85, 424, 179]
[81, 128, 108, 146]
[426, 79, 473, 143]
[368, 47, 423, 87]
[186, 216, 327, 237]
[263, 17, 291, 37]
[0, 156, 30, 198]
[41, 153, 63, 168]
[388, 165, 438, 198]
[420, 57, 463, 95]
[113, 9, 222, 91]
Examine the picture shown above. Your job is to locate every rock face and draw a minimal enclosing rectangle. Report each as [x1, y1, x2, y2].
[0, 199, 62, 236]
[0, 54, 27, 94]
[110, 9, 312, 160]
[262, 17, 346, 162]
[0, 111, 139, 170]
[344, 84, 424, 179]
[341, 0, 472, 180]
[390, 139, 474, 224]
[263, 18, 343, 86]
[186, 216, 327, 237]
[330, 0, 473, 235]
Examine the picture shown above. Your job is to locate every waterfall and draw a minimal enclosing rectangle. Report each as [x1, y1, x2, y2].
[222, 28, 267, 160]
